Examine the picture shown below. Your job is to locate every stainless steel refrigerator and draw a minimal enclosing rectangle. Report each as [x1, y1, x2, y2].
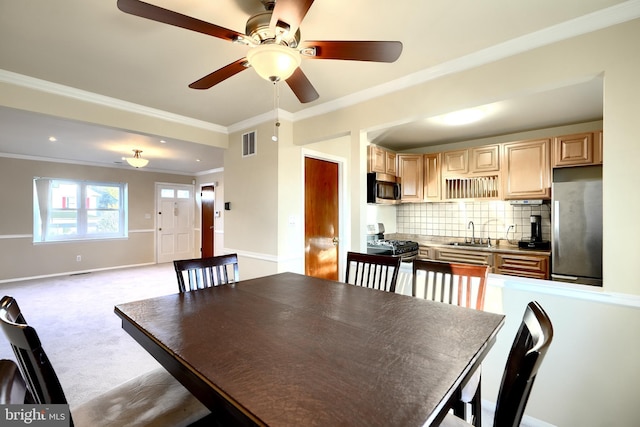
[551, 180, 602, 286]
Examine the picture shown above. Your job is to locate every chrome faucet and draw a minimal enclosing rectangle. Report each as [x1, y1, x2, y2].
[467, 221, 475, 244]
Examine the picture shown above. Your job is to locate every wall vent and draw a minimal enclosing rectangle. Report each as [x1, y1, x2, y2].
[242, 131, 257, 157]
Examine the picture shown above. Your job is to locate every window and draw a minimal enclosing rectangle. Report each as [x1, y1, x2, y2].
[33, 178, 128, 242]
[242, 131, 256, 157]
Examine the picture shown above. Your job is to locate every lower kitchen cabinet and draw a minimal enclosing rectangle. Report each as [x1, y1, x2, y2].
[494, 252, 549, 279]
[434, 248, 493, 266]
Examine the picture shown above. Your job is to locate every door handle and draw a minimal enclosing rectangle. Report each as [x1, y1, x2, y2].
[332, 237, 339, 246]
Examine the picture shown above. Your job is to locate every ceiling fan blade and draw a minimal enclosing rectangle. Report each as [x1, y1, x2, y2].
[189, 59, 249, 90]
[300, 41, 403, 62]
[117, 0, 244, 42]
[285, 67, 319, 103]
[270, 0, 315, 35]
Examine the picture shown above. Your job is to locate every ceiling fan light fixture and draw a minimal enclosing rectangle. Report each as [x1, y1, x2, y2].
[247, 44, 301, 82]
[125, 149, 149, 168]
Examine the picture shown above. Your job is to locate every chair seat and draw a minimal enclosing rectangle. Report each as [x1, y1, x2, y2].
[440, 412, 474, 427]
[72, 367, 210, 427]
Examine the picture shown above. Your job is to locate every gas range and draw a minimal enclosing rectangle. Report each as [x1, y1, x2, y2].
[366, 224, 419, 261]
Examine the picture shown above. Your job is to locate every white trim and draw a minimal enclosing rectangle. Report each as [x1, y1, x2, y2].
[0, 262, 156, 284]
[488, 274, 640, 309]
[222, 248, 304, 264]
[128, 229, 155, 233]
[3, 2, 638, 135]
[195, 167, 224, 176]
[0, 70, 227, 134]
[0, 234, 32, 240]
[289, 0, 640, 123]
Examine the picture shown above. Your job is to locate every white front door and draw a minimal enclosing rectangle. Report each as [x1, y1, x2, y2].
[156, 183, 194, 263]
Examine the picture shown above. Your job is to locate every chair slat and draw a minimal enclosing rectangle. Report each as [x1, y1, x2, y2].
[174, 254, 239, 293]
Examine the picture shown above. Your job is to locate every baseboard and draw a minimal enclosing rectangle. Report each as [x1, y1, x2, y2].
[0, 262, 156, 284]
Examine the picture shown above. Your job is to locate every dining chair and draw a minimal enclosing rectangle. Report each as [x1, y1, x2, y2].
[412, 259, 489, 426]
[345, 251, 402, 292]
[412, 259, 489, 310]
[441, 301, 554, 427]
[0, 359, 28, 404]
[174, 253, 239, 293]
[0, 295, 212, 427]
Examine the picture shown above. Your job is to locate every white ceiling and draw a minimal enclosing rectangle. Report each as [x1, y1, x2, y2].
[0, 0, 633, 174]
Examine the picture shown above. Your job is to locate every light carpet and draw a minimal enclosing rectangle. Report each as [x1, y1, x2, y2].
[0, 263, 180, 409]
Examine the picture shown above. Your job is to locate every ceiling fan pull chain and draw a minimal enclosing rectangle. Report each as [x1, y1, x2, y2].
[272, 81, 280, 142]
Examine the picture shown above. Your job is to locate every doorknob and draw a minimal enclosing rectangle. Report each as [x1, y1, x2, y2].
[332, 237, 339, 246]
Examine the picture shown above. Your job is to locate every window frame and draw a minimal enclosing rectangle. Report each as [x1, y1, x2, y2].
[33, 178, 128, 243]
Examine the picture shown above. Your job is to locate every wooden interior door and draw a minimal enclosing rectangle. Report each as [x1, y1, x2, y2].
[305, 157, 339, 280]
[201, 185, 215, 258]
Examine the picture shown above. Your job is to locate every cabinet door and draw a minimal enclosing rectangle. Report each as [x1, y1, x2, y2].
[443, 150, 468, 175]
[385, 151, 397, 175]
[470, 145, 500, 173]
[397, 154, 423, 201]
[434, 249, 493, 266]
[495, 253, 549, 279]
[368, 145, 386, 173]
[423, 153, 441, 201]
[503, 139, 551, 199]
[553, 132, 593, 167]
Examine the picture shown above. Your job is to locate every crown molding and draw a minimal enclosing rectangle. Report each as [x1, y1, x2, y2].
[290, 0, 640, 123]
[0, 69, 227, 134]
[2, 1, 639, 132]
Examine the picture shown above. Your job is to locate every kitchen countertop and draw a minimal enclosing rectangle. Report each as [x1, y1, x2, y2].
[388, 234, 551, 256]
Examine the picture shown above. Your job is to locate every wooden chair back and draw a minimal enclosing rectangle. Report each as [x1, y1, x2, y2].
[0, 296, 68, 407]
[174, 254, 239, 293]
[345, 252, 402, 292]
[411, 259, 489, 310]
[493, 301, 554, 427]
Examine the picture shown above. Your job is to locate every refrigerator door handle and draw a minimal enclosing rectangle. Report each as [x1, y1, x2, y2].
[553, 200, 560, 257]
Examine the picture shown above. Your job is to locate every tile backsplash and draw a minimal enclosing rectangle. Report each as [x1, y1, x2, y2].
[396, 201, 551, 243]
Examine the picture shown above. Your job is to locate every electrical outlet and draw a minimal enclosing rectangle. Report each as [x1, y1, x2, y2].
[76, 255, 82, 262]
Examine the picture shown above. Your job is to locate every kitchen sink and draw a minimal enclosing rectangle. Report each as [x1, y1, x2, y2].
[447, 241, 491, 248]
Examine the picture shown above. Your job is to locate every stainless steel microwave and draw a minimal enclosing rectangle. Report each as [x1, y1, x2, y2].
[367, 172, 401, 204]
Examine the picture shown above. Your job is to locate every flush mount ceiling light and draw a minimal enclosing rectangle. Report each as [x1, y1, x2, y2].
[246, 43, 302, 82]
[125, 149, 149, 168]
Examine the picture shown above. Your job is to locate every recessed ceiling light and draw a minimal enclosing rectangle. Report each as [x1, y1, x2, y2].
[196, 159, 201, 162]
[160, 140, 166, 144]
[48, 136, 57, 142]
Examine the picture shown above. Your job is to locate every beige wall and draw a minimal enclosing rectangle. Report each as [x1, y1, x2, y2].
[0, 157, 193, 281]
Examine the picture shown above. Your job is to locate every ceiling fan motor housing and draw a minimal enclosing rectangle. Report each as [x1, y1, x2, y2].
[246, 11, 300, 47]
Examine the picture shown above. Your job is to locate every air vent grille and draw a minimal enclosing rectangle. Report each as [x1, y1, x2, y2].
[242, 131, 256, 157]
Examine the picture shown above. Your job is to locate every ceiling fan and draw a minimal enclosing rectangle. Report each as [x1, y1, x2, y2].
[117, 0, 403, 103]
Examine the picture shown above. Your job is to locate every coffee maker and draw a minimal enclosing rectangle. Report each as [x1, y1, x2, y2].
[518, 214, 550, 249]
[530, 215, 542, 242]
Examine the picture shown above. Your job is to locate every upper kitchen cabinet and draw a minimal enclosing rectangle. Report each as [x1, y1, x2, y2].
[442, 145, 501, 200]
[397, 154, 424, 201]
[470, 145, 500, 173]
[502, 138, 551, 199]
[423, 153, 441, 202]
[552, 131, 603, 168]
[368, 145, 397, 175]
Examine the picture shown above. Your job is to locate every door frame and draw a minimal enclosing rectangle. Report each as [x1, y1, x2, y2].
[302, 149, 348, 280]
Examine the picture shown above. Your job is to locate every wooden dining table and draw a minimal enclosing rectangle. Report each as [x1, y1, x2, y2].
[114, 271, 504, 426]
